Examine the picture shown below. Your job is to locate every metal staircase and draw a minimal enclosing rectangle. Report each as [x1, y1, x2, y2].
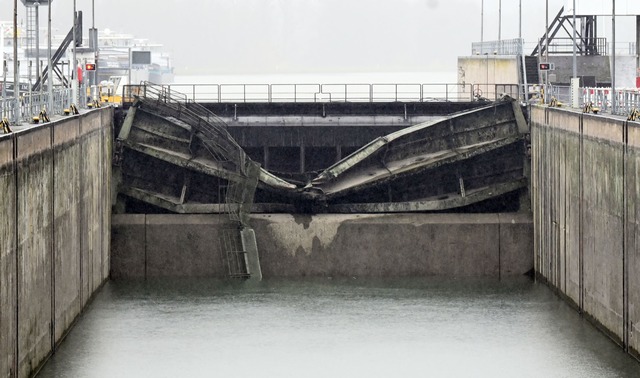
[524, 56, 540, 85]
[130, 83, 263, 280]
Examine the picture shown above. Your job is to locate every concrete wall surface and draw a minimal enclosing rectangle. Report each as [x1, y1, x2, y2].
[0, 108, 112, 378]
[111, 213, 533, 279]
[457, 55, 520, 100]
[531, 106, 640, 362]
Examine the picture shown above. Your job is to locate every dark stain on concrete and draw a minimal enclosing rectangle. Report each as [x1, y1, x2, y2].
[293, 214, 313, 229]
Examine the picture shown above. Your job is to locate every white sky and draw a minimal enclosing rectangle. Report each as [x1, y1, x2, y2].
[1, 0, 637, 75]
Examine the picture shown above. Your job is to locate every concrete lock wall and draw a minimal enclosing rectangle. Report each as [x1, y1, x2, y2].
[531, 106, 640, 361]
[0, 108, 112, 378]
[111, 213, 533, 279]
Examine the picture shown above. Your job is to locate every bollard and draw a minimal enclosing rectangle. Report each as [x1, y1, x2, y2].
[583, 102, 600, 114]
[1, 117, 12, 133]
[40, 108, 50, 123]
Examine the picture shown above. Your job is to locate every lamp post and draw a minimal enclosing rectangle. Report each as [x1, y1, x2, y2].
[35, 1, 40, 89]
[48, 0, 52, 113]
[545, 0, 549, 103]
[572, 0, 577, 79]
[13, 0, 19, 122]
[92, 0, 96, 87]
[480, 0, 484, 49]
[72, 0, 77, 106]
[498, 0, 502, 42]
[612, 0, 616, 114]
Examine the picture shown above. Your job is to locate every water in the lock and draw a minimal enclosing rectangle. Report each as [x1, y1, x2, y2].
[37, 277, 639, 378]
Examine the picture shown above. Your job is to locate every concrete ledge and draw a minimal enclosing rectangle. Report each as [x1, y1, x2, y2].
[111, 213, 533, 279]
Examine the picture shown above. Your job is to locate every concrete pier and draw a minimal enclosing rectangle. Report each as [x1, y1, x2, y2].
[0, 108, 112, 378]
[110, 213, 533, 279]
[531, 106, 640, 361]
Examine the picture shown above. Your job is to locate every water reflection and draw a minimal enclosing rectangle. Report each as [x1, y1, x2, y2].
[38, 277, 639, 377]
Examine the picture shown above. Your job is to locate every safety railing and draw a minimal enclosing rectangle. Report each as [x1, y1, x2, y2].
[130, 82, 259, 228]
[533, 84, 640, 117]
[580, 87, 640, 116]
[160, 83, 477, 103]
[0, 97, 19, 123]
[471, 38, 524, 55]
[545, 37, 607, 55]
[2, 86, 76, 124]
[129, 82, 247, 169]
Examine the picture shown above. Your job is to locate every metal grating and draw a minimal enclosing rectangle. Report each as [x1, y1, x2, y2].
[220, 227, 249, 278]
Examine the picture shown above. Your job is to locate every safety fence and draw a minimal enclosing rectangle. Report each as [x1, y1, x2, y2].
[1, 85, 87, 124]
[160, 83, 478, 103]
[124, 81, 640, 117]
[546, 85, 640, 115]
[471, 38, 524, 56]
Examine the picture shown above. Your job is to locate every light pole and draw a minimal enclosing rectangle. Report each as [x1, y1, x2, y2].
[13, 0, 19, 122]
[544, 0, 549, 102]
[480, 0, 484, 49]
[47, 0, 52, 113]
[612, 0, 616, 113]
[72, 0, 77, 106]
[519, 0, 522, 41]
[35, 2, 40, 89]
[92, 0, 96, 87]
[498, 0, 502, 42]
[572, 0, 577, 79]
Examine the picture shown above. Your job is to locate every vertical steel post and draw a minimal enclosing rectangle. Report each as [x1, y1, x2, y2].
[637, 16, 640, 86]
[13, 0, 19, 123]
[128, 47, 132, 89]
[72, 0, 78, 106]
[35, 2, 40, 90]
[545, 0, 549, 103]
[612, 0, 616, 114]
[48, 0, 53, 113]
[498, 0, 502, 42]
[519, 0, 522, 41]
[480, 0, 484, 50]
[92, 0, 97, 87]
[572, 0, 577, 79]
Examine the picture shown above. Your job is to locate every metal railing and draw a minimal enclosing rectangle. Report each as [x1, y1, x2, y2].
[161, 83, 476, 103]
[129, 82, 248, 170]
[471, 38, 524, 55]
[534, 84, 640, 117]
[579, 87, 640, 116]
[128, 81, 640, 117]
[2, 86, 76, 124]
[543, 37, 607, 56]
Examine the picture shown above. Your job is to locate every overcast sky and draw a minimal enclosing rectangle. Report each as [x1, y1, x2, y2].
[1, 0, 636, 75]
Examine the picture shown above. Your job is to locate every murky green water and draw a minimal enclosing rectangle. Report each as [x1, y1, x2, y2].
[37, 277, 639, 377]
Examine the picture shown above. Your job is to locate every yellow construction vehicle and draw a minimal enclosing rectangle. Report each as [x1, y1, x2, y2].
[87, 76, 136, 105]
